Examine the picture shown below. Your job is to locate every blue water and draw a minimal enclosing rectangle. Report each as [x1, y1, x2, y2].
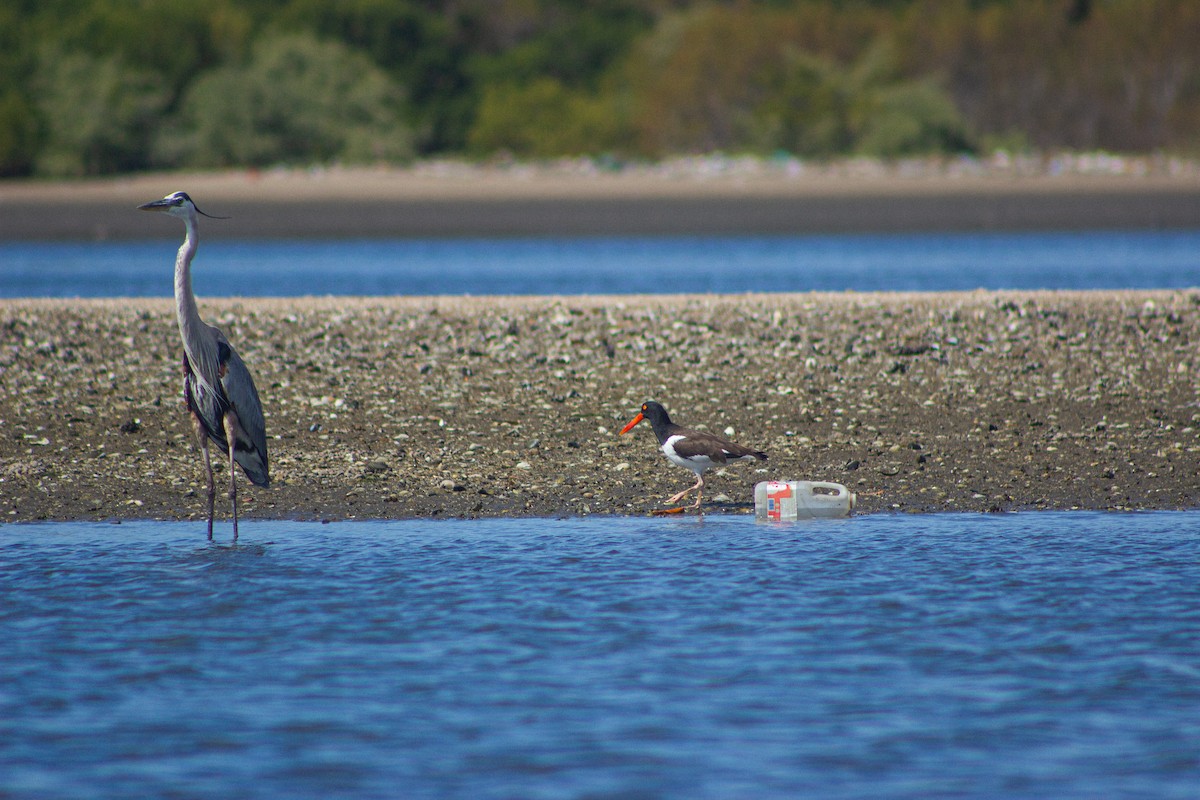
[2, 512, 1197, 799]
[3, 230, 1200, 297]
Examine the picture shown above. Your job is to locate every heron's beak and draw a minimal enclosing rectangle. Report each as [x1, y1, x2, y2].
[618, 412, 645, 435]
[137, 199, 172, 212]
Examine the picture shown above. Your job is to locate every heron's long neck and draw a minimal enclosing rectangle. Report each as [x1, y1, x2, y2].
[174, 216, 206, 360]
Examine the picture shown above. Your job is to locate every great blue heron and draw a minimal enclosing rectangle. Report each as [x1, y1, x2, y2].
[138, 191, 269, 539]
[619, 401, 766, 509]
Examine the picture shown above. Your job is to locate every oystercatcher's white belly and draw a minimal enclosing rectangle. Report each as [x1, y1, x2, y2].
[661, 435, 715, 475]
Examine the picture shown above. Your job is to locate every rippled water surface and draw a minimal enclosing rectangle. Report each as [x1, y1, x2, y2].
[2, 512, 1198, 799]
[4, 230, 1200, 297]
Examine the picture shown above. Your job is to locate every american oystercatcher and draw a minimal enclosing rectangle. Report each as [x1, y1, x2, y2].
[619, 401, 767, 509]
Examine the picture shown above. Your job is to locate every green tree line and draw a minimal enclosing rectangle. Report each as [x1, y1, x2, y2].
[2, 0, 1198, 178]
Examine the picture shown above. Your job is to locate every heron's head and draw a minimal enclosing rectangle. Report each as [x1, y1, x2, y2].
[137, 191, 225, 220]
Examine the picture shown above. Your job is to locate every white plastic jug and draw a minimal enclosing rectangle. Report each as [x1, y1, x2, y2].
[754, 480, 856, 520]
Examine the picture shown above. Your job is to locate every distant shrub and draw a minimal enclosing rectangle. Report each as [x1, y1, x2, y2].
[895, 0, 1200, 152]
[467, 78, 625, 158]
[853, 79, 970, 157]
[0, 89, 39, 177]
[752, 49, 854, 157]
[155, 32, 413, 168]
[617, 4, 889, 156]
[615, 8, 971, 159]
[32, 47, 169, 177]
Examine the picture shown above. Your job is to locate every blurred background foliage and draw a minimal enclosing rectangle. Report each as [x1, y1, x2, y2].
[2, 0, 1198, 177]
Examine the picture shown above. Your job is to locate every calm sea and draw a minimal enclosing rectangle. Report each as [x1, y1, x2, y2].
[2, 230, 1200, 297]
[2, 512, 1197, 799]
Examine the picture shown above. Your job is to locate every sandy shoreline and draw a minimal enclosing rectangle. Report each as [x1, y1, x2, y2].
[4, 163, 1200, 239]
[2, 291, 1198, 524]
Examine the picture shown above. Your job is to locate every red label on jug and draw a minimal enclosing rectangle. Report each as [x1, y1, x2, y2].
[766, 481, 793, 521]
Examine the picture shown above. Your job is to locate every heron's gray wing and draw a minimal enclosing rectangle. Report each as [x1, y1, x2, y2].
[184, 351, 229, 447]
[218, 341, 270, 487]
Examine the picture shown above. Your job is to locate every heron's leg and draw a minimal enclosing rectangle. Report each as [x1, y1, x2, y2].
[195, 416, 215, 540]
[223, 412, 239, 541]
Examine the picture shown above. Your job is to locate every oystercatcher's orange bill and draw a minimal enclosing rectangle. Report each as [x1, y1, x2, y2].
[651, 507, 686, 515]
[618, 412, 644, 435]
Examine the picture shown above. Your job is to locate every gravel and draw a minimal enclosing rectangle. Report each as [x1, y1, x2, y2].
[2, 290, 1198, 523]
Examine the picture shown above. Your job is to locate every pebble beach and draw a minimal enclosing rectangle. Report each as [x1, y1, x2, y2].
[3, 289, 1198, 522]
[2, 161, 1199, 522]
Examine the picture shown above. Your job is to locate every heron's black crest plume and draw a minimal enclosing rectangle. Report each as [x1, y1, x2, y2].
[194, 205, 230, 220]
[183, 193, 230, 220]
